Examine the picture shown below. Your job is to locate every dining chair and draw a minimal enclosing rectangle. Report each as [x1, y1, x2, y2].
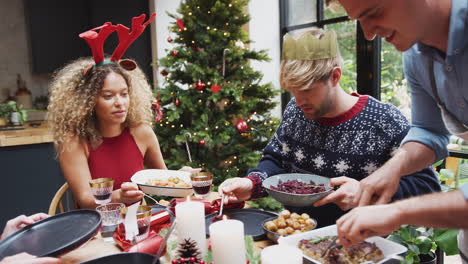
[48, 182, 77, 215]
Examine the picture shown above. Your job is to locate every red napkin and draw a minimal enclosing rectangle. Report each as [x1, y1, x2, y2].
[210, 199, 245, 213]
[168, 198, 212, 215]
[113, 210, 171, 254]
[168, 198, 245, 216]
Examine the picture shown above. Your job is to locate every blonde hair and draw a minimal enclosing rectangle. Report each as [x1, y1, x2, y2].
[280, 28, 343, 91]
[48, 57, 154, 152]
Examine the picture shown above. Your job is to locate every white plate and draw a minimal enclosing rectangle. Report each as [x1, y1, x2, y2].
[131, 169, 193, 197]
[278, 224, 407, 264]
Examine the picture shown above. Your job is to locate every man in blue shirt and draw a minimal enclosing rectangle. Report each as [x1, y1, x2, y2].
[334, 0, 468, 260]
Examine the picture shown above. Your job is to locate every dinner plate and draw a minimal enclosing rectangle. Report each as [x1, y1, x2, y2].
[278, 224, 407, 264]
[0, 210, 101, 258]
[80, 252, 159, 264]
[205, 208, 278, 241]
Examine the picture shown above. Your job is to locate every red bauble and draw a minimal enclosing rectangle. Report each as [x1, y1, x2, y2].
[236, 119, 248, 132]
[189, 257, 196, 262]
[191, 46, 201, 52]
[167, 36, 173, 42]
[211, 84, 221, 93]
[171, 260, 178, 264]
[161, 70, 169, 76]
[171, 51, 178, 56]
[199, 140, 206, 146]
[195, 80, 206, 90]
[176, 19, 185, 31]
[174, 99, 181, 106]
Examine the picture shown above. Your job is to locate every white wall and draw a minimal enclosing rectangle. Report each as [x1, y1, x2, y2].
[153, 0, 282, 118]
[248, 0, 281, 118]
[0, 1, 50, 104]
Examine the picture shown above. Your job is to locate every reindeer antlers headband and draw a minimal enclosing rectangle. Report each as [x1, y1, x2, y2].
[79, 13, 156, 71]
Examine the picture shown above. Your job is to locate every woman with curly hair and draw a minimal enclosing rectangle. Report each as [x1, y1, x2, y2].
[48, 14, 197, 209]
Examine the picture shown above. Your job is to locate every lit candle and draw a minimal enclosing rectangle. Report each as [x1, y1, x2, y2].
[175, 199, 207, 256]
[209, 219, 246, 264]
[261, 245, 303, 264]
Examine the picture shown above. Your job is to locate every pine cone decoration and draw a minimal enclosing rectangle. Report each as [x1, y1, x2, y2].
[177, 238, 202, 262]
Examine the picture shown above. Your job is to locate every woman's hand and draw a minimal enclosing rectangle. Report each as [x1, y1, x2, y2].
[178, 166, 202, 173]
[1, 213, 49, 240]
[119, 182, 144, 205]
[218, 177, 253, 204]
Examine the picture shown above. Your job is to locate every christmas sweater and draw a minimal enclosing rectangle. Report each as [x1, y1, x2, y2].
[247, 94, 440, 227]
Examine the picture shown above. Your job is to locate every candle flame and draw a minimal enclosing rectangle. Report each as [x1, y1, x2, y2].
[186, 196, 191, 202]
[223, 215, 228, 221]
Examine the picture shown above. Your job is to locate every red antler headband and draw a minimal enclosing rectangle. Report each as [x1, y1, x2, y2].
[79, 13, 156, 69]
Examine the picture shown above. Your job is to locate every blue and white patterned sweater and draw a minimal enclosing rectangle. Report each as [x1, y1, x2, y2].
[247, 95, 440, 227]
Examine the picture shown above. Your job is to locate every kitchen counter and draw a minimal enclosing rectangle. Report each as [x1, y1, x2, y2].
[0, 121, 53, 147]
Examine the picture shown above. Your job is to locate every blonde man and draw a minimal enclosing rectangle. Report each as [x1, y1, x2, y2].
[219, 29, 440, 227]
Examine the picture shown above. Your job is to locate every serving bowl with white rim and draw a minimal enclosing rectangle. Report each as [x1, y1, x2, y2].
[131, 169, 193, 197]
[278, 224, 407, 264]
[262, 173, 333, 207]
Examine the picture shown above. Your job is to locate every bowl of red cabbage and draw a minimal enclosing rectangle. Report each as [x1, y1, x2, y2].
[262, 173, 333, 207]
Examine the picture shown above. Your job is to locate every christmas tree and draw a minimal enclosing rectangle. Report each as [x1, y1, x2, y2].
[156, 0, 280, 185]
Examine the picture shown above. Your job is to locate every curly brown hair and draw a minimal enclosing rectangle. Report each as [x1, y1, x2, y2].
[48, 57, 154, 152]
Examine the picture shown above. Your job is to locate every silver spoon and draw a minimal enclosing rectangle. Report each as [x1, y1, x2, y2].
[218, 193, 225, 217]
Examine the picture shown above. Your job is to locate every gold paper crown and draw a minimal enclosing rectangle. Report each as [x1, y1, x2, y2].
[282, 30, 340, 60]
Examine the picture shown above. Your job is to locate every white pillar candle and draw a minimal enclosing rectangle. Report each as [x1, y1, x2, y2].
[175, 200, 207, 256]
[261, 245, 303, 264]
[209, 219, 246, 264]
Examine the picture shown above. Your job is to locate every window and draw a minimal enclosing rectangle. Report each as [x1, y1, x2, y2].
[279, 0, 383, 111]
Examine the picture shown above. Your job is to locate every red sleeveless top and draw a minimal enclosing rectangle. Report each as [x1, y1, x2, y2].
[88, 128, 144, 190]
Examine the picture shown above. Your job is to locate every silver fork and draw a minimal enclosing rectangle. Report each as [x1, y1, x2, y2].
[321, 236, 340, 258]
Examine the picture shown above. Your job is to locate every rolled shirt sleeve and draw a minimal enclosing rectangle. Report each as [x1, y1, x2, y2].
[461, 184, 468, 200]
[401, 51, 451, 162]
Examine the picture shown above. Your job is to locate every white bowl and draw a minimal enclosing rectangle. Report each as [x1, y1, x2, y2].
[278, 224, 407, 264]
[131, 169, 193, 197]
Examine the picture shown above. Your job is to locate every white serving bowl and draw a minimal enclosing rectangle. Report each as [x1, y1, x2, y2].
[131, 169, 193, 197]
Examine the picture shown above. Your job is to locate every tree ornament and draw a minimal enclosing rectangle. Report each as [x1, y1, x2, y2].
[176, 19, 185, 31]
[199, 140, 206, 146]
[235, 40, 245, 49]
[195, 80, 206, 90]
[152, 95, 163, 122]
[211, 84, 221, 93]
[191, 46, 201, 52]
[177, 238, 202, 262]
[167, 36, 173, 42]
[161, 70, 169, 76]
[216, 98, 230, 110]
[172, 51, 178, 56]
[175, 98, 181, 106]
[222, 48, 230, 77]
[236, 119, 248, 132]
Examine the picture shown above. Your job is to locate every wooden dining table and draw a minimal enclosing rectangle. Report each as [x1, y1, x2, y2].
[59, 193, 275, 264]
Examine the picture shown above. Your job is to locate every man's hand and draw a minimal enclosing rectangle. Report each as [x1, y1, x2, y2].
[1, 213, 49, 240]
[178, 166, 202, 173]
[313, 176, 360, 210]
[0, 253, 61, 264]
[218, 177, 253, 204]
[354, 166, 401, 206]
[336, 204, 401, 247]
[119, 182, 144, 204]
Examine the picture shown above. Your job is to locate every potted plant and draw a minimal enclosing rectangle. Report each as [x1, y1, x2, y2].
[6, 101, 27, 125]
[388, 225, 459, 264]
[0, 103, 9, 126]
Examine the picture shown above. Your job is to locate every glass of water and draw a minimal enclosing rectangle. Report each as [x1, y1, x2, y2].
[89, 178, 114, 205]
[96, 203, 125, 242]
